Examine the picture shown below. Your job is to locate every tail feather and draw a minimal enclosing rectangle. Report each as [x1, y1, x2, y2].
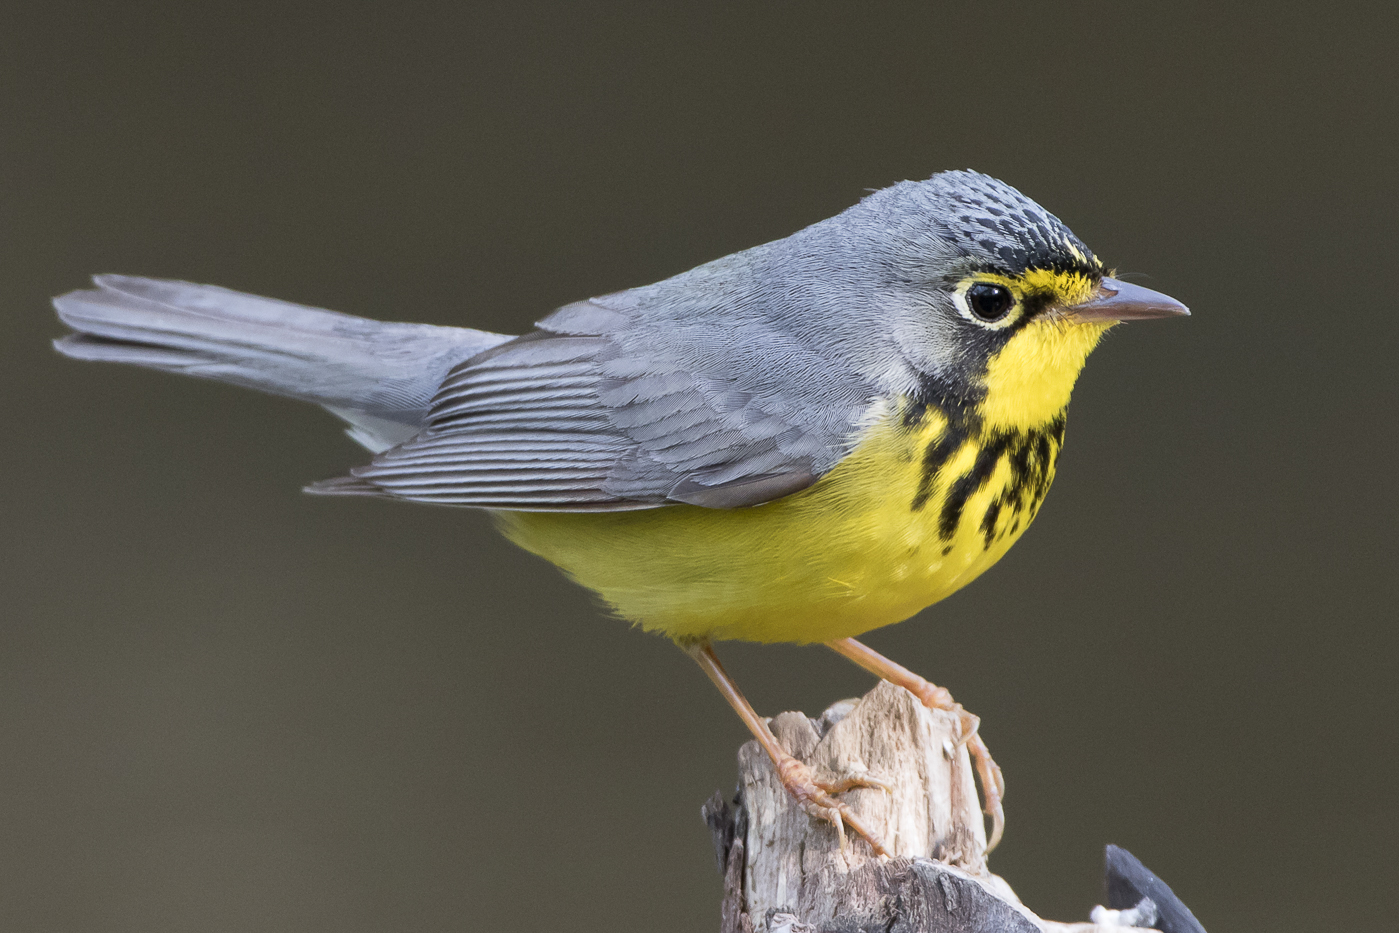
[54, 275, 513, 451]
[302, 474, 388, 497]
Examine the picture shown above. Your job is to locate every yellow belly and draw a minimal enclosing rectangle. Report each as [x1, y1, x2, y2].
[494, 398, 1064, 644]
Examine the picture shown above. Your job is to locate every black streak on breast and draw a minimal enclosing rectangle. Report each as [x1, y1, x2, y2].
[975, 414, 1065, 548]
[909, 412, 974, 513]
[908, 404, 1067, 550]
[939, 435, 1012, 540]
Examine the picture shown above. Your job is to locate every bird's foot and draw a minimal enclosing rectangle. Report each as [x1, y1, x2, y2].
[774, 754, 891, 858]
[903, 682, 1005, 851]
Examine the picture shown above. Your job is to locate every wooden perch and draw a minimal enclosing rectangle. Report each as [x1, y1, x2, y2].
[703, 682, 1164, 933]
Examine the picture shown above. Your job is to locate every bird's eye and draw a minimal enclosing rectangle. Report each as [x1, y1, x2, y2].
[966, 283, 1014, 322]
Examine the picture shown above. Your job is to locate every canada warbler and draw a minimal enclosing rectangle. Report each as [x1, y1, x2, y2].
[53, 170, 1187, 855]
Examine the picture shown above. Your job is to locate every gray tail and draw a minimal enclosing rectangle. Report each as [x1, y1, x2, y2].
[54, 275, 512, 452]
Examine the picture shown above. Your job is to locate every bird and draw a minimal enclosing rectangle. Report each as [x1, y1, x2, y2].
[52, 169, 1187, 856]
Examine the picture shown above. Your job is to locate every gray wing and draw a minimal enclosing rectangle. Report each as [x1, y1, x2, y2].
[328, 280, 877, 511]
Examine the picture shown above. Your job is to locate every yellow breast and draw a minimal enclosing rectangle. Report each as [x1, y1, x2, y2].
[495, 400, 1059, 643]
[494, 317, 1106, 645]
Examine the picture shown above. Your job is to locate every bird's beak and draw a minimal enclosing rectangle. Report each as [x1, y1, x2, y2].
[1062, 277, 1190, 323]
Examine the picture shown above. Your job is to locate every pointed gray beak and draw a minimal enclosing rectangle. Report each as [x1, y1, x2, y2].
[1064, 277, 1190, 323]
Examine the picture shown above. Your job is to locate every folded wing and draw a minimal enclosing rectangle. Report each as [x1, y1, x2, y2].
[328, 291, 874, 511]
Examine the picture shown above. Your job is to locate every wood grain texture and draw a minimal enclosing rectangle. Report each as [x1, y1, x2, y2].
[704, 682, 1160, 933]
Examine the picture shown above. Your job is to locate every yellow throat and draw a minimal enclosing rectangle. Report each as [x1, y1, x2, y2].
[497, 312, 1111, 645]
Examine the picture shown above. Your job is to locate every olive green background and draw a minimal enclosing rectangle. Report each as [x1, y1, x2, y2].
[3, 3, 1395, 931]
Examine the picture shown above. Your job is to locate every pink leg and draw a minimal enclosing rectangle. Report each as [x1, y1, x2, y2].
[826, 637, 1006, 851]
[685, 640, 890, 857]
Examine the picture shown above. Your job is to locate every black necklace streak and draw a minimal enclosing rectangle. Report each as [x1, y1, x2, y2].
[908, 405, 1066, 551]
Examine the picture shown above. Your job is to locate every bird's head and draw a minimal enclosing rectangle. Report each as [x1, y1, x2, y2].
[828, 170, 1188, 430]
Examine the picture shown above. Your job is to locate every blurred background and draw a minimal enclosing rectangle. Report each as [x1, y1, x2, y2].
[3, 2, 1396, 931]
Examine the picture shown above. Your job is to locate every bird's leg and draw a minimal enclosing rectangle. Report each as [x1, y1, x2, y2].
[825, 636, 1005, 851]
[684, 640, 890, 858]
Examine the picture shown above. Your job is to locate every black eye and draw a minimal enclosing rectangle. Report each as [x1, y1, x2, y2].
[966, 283, 1014, 322]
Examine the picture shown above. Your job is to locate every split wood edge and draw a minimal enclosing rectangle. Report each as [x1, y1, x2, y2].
[704, 681, 1161, 933]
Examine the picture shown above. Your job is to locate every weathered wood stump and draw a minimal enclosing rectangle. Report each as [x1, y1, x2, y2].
[703, 682, 1163, 933]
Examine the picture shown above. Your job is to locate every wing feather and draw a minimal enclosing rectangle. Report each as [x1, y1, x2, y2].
[334, 288, 875, 510]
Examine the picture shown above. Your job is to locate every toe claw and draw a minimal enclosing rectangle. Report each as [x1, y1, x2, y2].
[986, 800, 1005, 852]
[816, 771, 893, 797]
[777, 756, 890, 857]
[957, 709, 981, 745]
[828, 807, 849, 857]
[966, 732, 1005, 851]
[911, 691, 1005, 853]
[819, 642, 1007, 855]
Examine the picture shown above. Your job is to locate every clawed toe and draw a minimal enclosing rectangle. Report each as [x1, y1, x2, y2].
[822, 638, 1008, 853]
[965, 731, 1005, 850]
[815, 770, 893, 797]
[686, 642, 893, 858]
[776, 756, 890, 857]
[909, 691, 1005, 851]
